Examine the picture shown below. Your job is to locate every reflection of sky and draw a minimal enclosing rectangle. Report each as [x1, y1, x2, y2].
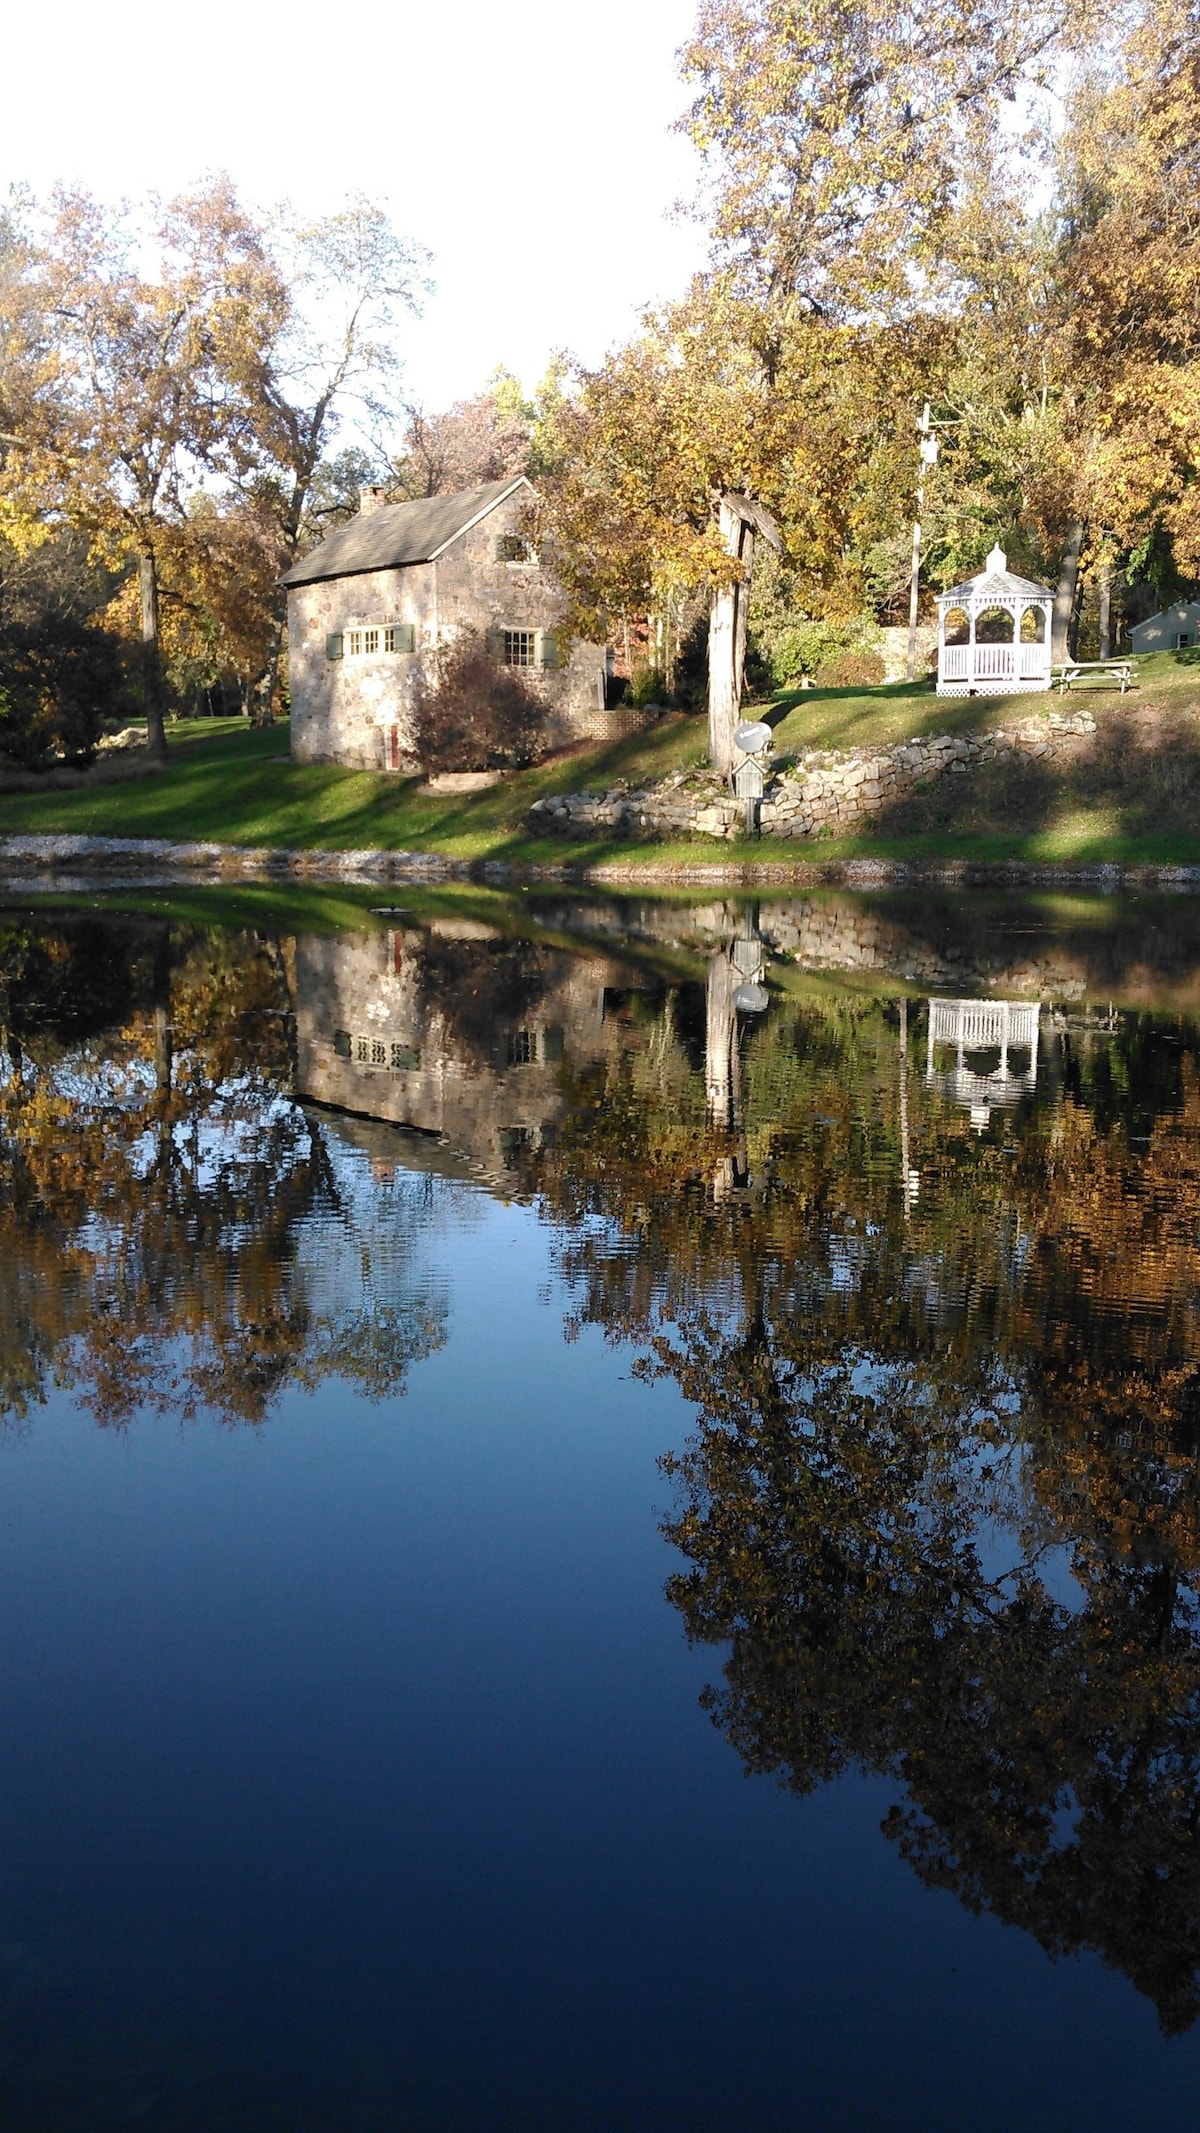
[2, 1179, 1196, 2131]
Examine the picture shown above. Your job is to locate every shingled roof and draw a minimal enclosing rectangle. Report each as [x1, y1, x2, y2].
[280, 476, 531, 587]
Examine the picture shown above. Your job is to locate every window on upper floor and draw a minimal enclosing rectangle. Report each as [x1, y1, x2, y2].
[496, 533, 534, 564]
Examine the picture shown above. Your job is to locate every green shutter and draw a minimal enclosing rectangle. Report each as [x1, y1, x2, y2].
[538, 630, 560, 669]
[393, 623, 415, 653]
[326, 632, 343, 660]
[485, 626, 505, 660]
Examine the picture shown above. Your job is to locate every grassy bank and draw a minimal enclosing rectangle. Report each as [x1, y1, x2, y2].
[1, 652, 1199, 869]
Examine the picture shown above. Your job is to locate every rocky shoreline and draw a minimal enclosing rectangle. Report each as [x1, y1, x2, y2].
[2, 830, 1200, 895]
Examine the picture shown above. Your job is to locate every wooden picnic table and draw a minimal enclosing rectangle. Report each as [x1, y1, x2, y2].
[1052, 658, 1138, 695]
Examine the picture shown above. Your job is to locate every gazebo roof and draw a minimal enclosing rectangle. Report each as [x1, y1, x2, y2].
[938, 545, 1054, 606]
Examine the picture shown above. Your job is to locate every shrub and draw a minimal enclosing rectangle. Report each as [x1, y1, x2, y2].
[630, 662, 667, 709]
[0, 617, 130, 768]
[815, 648, 887, 689]
[411, 629, 549, 772]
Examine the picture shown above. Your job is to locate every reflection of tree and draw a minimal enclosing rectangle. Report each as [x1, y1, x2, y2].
[0, 916, 447, 1428]
[536, 977, 1200, 2032]
[653, 1312, 1200, 2035]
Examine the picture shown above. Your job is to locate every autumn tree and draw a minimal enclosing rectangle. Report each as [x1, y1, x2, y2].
[0, 180, 290, 760]
[678, 0, 1102, 313]
[250, 198, 428, 718]
[534, 287, 885, 767]
[391, 368, 531, 499]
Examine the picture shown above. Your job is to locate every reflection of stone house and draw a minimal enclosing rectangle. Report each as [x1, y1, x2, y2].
[293, 926, 655, 1182]
[282, 478, 612, 768]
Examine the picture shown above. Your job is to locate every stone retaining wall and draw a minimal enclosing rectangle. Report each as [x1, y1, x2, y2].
[527, 708, 1097, 842]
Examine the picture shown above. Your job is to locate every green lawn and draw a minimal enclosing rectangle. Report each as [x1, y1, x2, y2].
[1, 652, 1198, 870]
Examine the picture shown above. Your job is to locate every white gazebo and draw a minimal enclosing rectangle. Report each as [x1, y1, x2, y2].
[936, 546, 1054, 696]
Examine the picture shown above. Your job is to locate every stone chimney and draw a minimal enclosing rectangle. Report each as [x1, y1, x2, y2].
[359, 484, 389, 515]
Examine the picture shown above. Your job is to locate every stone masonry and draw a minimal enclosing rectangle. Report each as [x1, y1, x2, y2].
[288, 484, 615, 770]
[526, 708, 1097, 842]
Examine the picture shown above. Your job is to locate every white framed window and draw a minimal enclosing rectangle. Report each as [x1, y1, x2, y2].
[503, 629, 537, 668]
[343, 623, 414, 657]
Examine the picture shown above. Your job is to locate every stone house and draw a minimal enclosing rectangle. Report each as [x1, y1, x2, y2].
[282, 476, 611, 768]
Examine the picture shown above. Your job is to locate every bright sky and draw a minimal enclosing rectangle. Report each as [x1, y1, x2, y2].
[4, 0, 708, 413]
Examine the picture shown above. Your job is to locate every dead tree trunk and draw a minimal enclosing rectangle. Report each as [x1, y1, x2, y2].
[139, 550, 168, 763]
[708, 492, 782, 774]
[708, 501, 753, 775]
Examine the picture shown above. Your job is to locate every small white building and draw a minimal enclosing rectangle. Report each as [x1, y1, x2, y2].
[1130, 603, 1200, 654]
[936, 546, 1054, 696]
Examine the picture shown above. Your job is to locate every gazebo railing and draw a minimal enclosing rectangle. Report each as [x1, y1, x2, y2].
[939, 643, 1049, 684]
[974, 645, 1014, 679]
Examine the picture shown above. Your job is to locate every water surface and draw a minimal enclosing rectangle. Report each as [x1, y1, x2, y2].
[3, 888, 1200, 2129]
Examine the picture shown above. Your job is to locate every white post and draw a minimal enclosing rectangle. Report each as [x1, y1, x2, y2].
[906, 406, 938, 682]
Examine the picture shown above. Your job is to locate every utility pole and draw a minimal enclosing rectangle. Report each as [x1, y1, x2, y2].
[906, 404, 939, 682]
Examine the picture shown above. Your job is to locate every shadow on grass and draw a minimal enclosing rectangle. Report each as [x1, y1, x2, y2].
[868, 706, 1200, 858]
[764, 677, 1032, 757]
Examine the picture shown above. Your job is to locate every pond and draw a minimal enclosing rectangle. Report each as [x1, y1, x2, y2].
[3, 885, 1200, 2129]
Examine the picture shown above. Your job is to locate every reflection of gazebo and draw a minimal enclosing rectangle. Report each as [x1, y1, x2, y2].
[926, 997, 1039, 1132]
[936, 546, 1054, 696]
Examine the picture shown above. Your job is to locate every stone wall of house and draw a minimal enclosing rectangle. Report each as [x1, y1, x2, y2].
[527, 708, 1096, 841]
[289, 490, 616, 769]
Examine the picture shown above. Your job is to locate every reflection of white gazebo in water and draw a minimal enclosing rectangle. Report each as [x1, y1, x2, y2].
[937, 546, 1054, 695]
[926, 998, 1040, 1131]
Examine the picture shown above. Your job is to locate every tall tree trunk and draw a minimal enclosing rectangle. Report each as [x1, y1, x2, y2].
[257, 620, 285, 726]
[139, 550, 168, 763]
[709, 497, 755, 774]
[1098, 560, 1113, 660]
[1052, 523, 1084, 664]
